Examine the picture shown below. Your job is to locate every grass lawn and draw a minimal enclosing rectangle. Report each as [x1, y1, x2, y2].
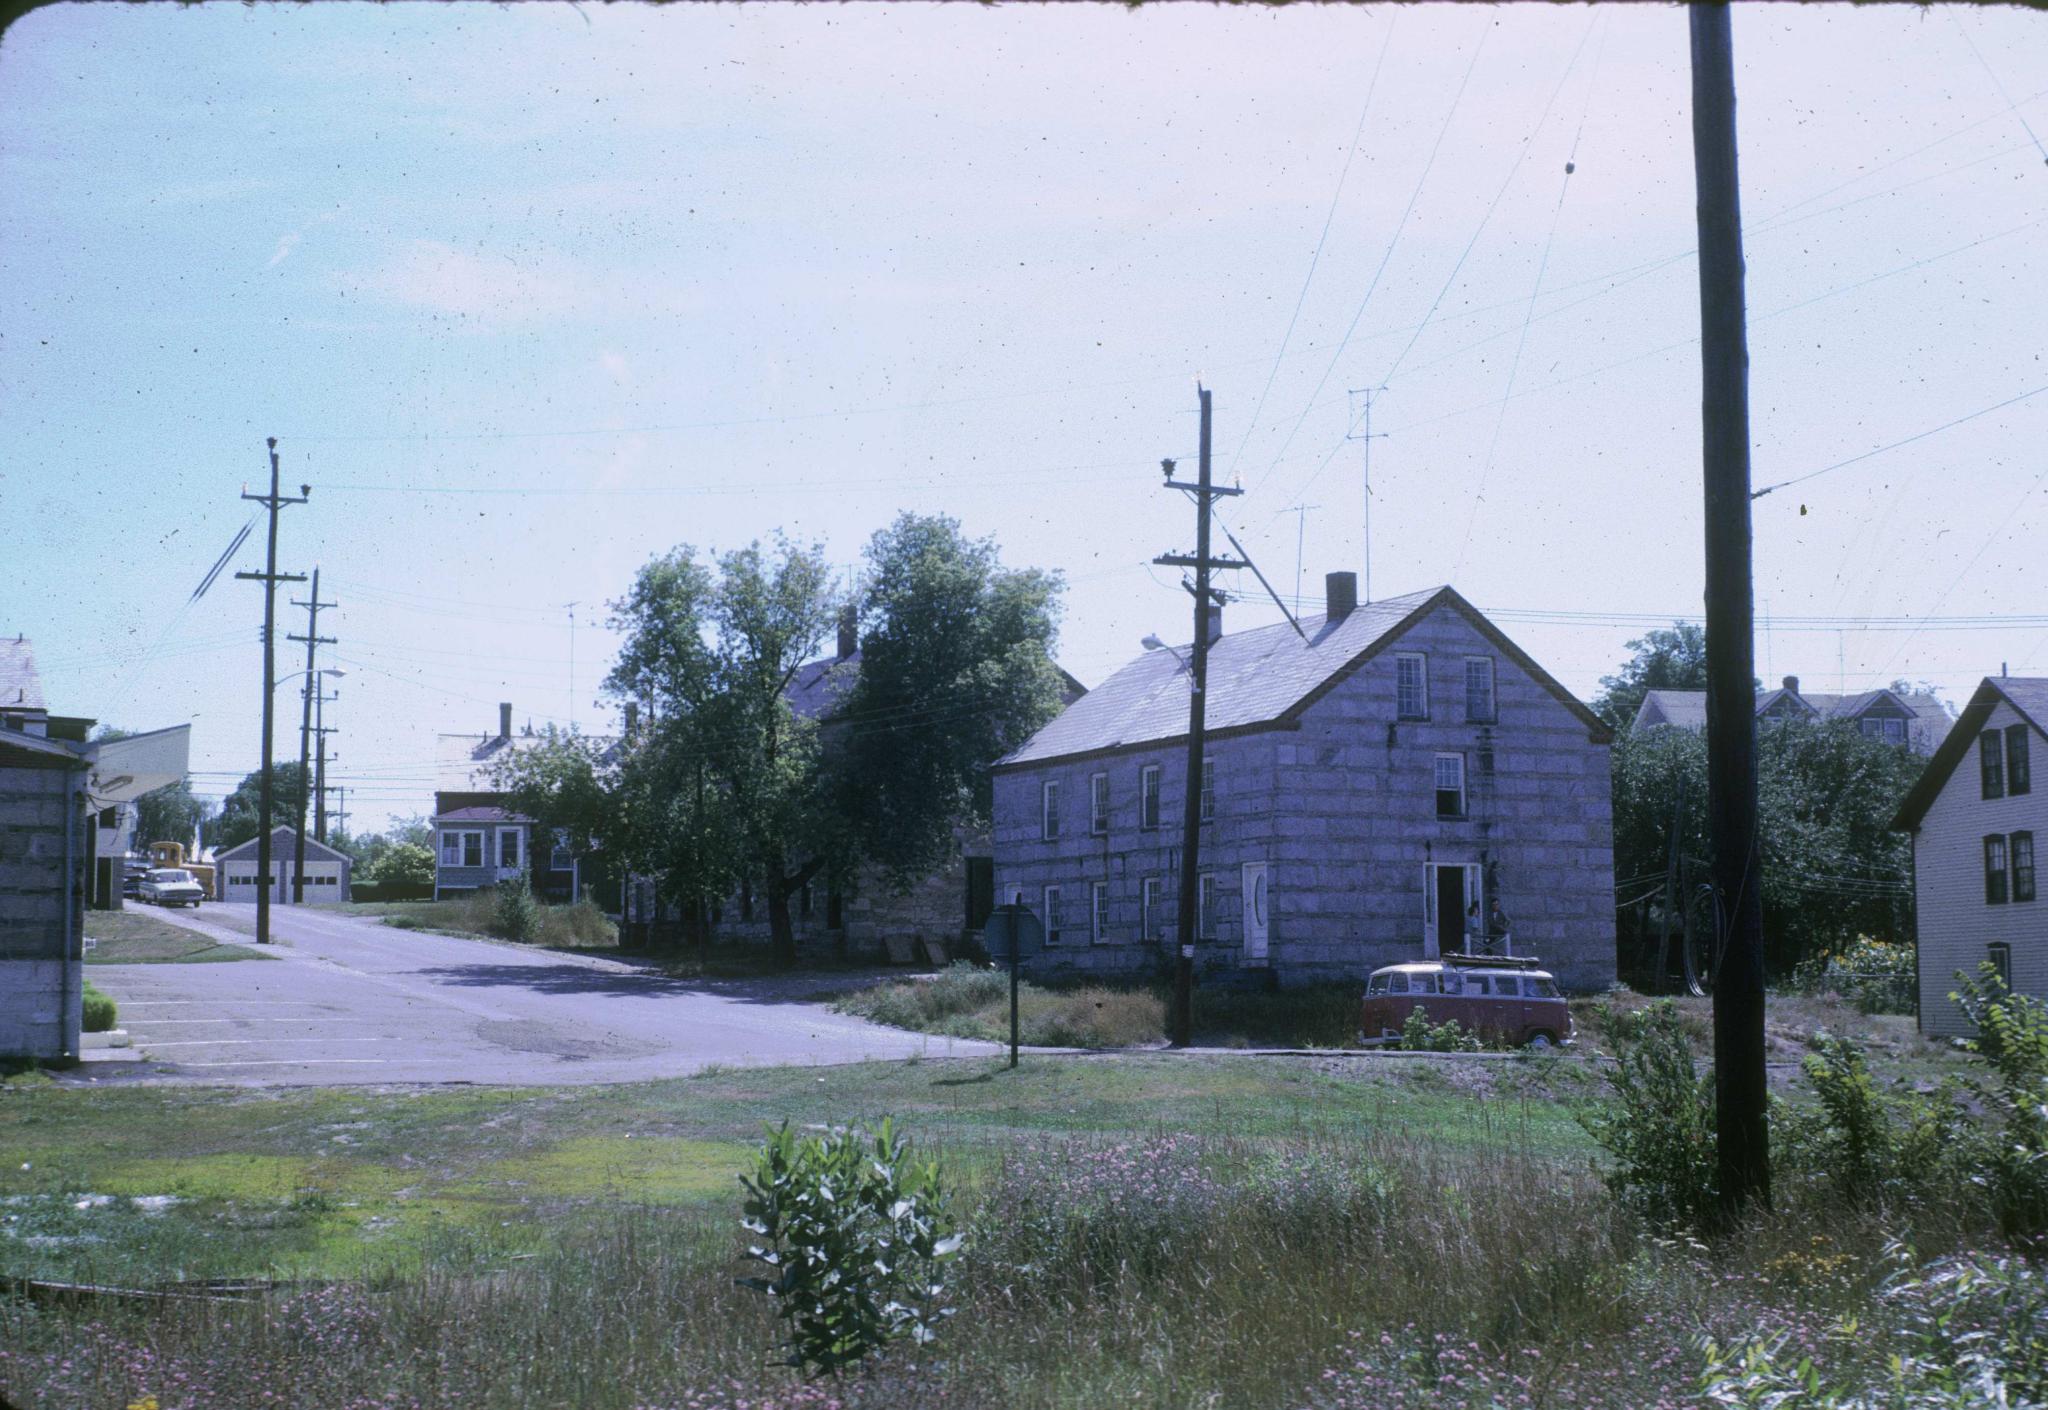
[83, 908, 272, 965]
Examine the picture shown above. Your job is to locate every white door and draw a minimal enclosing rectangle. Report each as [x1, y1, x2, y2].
[1241, 862, 1270, 961]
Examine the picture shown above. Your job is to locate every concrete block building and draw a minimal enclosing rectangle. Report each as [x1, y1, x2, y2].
[1891, 676, 2045, 1037]
[991, 578, 1616, 991]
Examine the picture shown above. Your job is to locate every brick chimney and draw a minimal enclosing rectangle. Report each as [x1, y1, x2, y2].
[837, 606, 858, 660]
[1204, 604, 1223, 645]
[498, 701, 513, 741]
[1326, 571, 1358, 620]
[1782, 675, 1799, 695]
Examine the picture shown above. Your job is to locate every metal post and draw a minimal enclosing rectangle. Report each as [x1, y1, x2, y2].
[235, 440, 307, 943]
[1690, 1, 1770, 1219]
[1009, 937, 1020, 1070]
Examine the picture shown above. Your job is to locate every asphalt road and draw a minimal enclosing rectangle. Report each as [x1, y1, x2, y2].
[88, 904, 995, 1086]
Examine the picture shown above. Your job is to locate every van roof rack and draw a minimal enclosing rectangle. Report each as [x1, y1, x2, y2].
[1440, 951, 1544, 970]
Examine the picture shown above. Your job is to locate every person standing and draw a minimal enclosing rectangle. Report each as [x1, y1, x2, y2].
[1486, 899, 1513, 956]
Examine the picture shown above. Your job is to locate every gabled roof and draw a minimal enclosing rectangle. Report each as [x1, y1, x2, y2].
[435, 728, 620, 794]
[213, 825, 353, 865]
[789, 650, 859, 721]
[0, 636, 46, 713]
[433, 805, 533, 823]
[1891, 677, 2048, 831]
[1634, 684, 1952, 748]
[995, 586, 1607, 771]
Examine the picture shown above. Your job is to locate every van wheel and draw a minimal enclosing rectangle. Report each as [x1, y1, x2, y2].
[1527, 1031, 1559, 1050]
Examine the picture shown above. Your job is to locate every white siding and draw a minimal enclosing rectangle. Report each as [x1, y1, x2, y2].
[1911, 701, 2048, 1037]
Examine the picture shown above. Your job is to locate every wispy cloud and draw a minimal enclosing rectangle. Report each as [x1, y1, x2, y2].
[264, 208, 342, 270]
[338, 238, 597, 325]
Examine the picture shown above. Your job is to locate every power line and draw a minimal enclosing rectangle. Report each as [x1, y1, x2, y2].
[1752, 383, 2048, 499]
[1950, 11, 2048, 166]
[1225, 19, 1396, 483]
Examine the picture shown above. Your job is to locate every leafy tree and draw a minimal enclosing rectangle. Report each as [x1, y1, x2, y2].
[836, 514, 1067, 890]
[206, 763, 309, 850]
[1611, 718, 1920, 977]
[365, 842, 435, 888]
[487, 728, 619, 901]
[1594, 622, 1736, 730]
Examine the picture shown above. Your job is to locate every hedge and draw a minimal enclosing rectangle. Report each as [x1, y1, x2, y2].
[351, 881, 435, 903]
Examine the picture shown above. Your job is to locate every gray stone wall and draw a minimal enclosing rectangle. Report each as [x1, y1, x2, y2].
[993, 603, 1616, 991]
[0, 759, 84, 1059]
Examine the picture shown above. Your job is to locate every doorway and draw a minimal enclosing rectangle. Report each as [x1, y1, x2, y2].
[1423, 863, 1483, 958]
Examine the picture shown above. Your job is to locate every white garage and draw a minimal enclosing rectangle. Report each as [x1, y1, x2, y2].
[213, 826, 353, 904]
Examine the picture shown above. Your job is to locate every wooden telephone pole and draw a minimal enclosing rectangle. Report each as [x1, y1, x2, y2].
[288, 567, 335, 903]
[1690, 2, 1770, 1218]
[1154, 387, 1244, 1047]
[235, 439, 307, 944]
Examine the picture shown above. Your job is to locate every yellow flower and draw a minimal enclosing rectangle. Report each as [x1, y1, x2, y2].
[127, 1398, 160, 1410]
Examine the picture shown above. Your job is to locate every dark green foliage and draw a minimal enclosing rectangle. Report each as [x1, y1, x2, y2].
[206, 763, 310, 850]
[1591, 621, 1716, 730]
[1610, 717, 1921, 976]
[738, 1119, 960, 1377]
[489, 878, 543, 943]
[837, 514, 1067, 890]
[1578, 1000, 1718, 1229]
[1399, 1006, 1481, 1052]
[364, 841, 435, 888]
[1777, 1034, 1965, 1210]
[80, 980, 116, 1033]
[1952, 967, 2048, 1241]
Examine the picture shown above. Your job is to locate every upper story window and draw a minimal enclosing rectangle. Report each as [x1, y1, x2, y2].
[1396, 653, 1429, 720]
[2013, 832, 2036, 904]
[1042, 779, 1062, 840]
[2007, 724, 2032, 796]
[1434, 753, 1467, 819]
[1859, 716, 1906, 745]
[1199, 757, 1216, 824]
[1986, 835, 2009, 905]
[1463, 657, 1496, 723]
[1981, 732, 2006, 799]
[1140, 764, 1162, 830]
[1089, 773, 1109, 836]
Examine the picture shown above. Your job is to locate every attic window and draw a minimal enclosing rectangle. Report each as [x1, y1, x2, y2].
[1396, 654, 1429, 720]
[2007, 724, 2031, 797]
[1981, 732, 2006, 800]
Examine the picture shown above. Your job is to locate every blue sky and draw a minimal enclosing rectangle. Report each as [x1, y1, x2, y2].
[3, 2, 2044, 832]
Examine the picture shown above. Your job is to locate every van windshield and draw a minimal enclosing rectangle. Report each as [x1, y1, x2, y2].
[1367, 974, 1389, 996]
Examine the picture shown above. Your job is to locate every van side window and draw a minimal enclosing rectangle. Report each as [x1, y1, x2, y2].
[1493, 976, 1521, 997]
[1389, 974, 1409, 995]
[1466, 975, 1490, 996]
[1367, 974, 1388, 996]
[1527, 976, 1559, 998]
[1412, 973, 1439, 995]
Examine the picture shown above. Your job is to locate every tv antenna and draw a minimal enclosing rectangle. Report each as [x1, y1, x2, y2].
[1346, 387, 1386, 602]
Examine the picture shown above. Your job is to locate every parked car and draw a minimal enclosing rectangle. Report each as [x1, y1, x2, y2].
[1360, 956, 1572, 1048]
[120, 859, 149, 900]
[138, 868, 206, 908]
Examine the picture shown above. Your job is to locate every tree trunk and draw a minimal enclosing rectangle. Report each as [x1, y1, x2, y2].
[766, 883, 796, 968]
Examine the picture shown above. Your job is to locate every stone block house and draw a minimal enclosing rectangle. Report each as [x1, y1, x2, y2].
[990, 578, 1616, 991]
[1891, 675, 2045, 1038]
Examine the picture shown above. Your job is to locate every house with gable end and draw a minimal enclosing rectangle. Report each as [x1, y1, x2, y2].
[433, 702, 595, 901]
[1636, 676, 1953, 754]
[991, 575, 1617, 991]
[1890, 675, 2046, 1037]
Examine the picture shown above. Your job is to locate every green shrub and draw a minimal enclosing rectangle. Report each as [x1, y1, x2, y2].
[1777, 1033, 1966, 1211]
[1578, 999, 1717, 1229]
[1794, 935, 1917, 1015]
[1399, 1005, 1480, 1053]
[536, 896, 618, 948]
[738, 1118, 960, 1377]
[365, 841, 435, 889]
[1952, 967, 2048, 1241]
[80, 980, 116, 1033]
[488, 879, 543, 943]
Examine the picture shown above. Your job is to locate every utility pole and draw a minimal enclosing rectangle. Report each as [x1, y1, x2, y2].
[566, 602, 579, 731]
[1346, 388, 1386, 603]
[313, 680, 339, 843]
[235, 439, 308, 943]
[287, 567, 335, 904]
[1153, 387, 1244, 1047]
[1691, 2, 1770, 1219]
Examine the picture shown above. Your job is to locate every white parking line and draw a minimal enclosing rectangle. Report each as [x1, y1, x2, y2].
[173, 1059, 394, 1068]
[118, 1001, 325, 1008]
[140, 1038, 387, 1049]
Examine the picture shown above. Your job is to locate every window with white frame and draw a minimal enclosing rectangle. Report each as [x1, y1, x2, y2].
[1396, 653, 1428, 720]
[1463, 657, 1496, 723]
[1141, 875, 1163, 941]
[1197, 873, 1217, 939]
[442, 830, 484, 869]
[1199, 757, 1215, 824]
[1434, 753, 1466, 819]
[1140, 764, 1162, 830]
[1043, 885, 1063, 945]
[2008, 725, 2033, 796]
[2012, 832, 2036, 903]
[1091, 881, 1109, 942]
[1042, 779, 1062, 840]
[1090, 772, 1109, 835]
[1982, 733, 2006, 799]
[1986, 835, 2009, 905]
[498, 828, 523, 870]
